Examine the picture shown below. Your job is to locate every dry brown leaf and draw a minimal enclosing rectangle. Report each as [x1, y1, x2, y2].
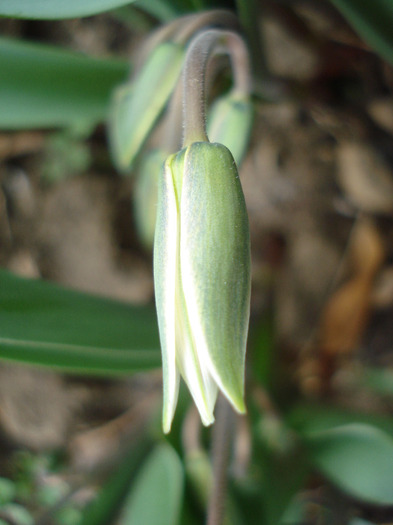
[318, 219, 384, 356]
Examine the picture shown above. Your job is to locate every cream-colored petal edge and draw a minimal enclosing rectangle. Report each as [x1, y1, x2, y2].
[154, 158, 180, 433]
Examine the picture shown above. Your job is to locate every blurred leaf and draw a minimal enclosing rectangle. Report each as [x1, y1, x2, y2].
[133, 0, 180, 21]
[0, 38, 128, 129]
[0, 504, 33, 525]
[280, 497, 306, 525]
[118, 444, 183, 525]
[41, 131, 92, 184]
[304, 423, 393, 505]
[264, 449, 308, 525]
[57, 507, 83, 525]
[0, 477, 16, 505]
[288, 403, 393, 438]
[251, 411, 309, 525]
[81, 439, 153, 525]
[363, 367, 393, 396]
[248, 307, 275, 388]
[330, 0, 393, 65]
[0, 270, 160, 375]
[0, 0, 137, 19]
[133, 0, 209, 21]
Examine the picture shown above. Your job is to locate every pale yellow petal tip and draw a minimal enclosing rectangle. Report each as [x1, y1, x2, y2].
[163, 413, 173, 434]
[163, 406, 215, 433]
[163, 422, 171, 435]
[200, 413, 215, 427]
[227, 393, 247, 415]
[162, 403, 176, 434]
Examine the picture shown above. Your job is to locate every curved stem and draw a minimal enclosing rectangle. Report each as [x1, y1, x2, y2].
[136, 9, 239, 72]
[182, 29, 251, 147]
[182, 30, 217, 145]
[174, 10, 239, 44]
[235, 0, 269, 90]
[163, 69, 184, 152]
[223, 30, 251, 95]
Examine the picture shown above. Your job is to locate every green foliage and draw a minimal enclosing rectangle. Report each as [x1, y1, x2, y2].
[41, 131, 92, 184]
[304, 423, 393, 504]
[0, 38, 128, 129]
[1, 1, 393, 524]
[0, 270, 160, 374]
[331, 0, 393, 65]
[0, 0, 137, 19]
[0, 478, 16, 505]
[118, 445, 184, 525]
[81, 440, 153, 525]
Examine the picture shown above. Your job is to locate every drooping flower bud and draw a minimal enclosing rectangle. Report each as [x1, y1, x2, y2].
[207, 91, 253, 166]
[134, 149, 167, 250]
[109, 42, 184, 172]
[154, 141, 251, 433]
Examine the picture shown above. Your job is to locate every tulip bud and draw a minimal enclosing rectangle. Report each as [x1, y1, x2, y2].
[109, 42, 184, 172]
[154, 141, 250, 433]
[207, 91, 253, 166]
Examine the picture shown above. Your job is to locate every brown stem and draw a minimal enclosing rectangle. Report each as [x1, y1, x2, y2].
[174, 10, 239, 44]
[206, 396, 235, 525]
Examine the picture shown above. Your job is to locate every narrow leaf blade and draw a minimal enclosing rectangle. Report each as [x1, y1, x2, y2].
[118, 444, 183, 525]
[331, 0, 393, 65]
[0, 0, 137, 20]
[0, 270, 160, 374]
[0, 37, 128, 129]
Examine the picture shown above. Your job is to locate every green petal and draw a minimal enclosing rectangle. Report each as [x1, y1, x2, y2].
[172, 150, 217, 426]
[180, 142, 250, 414]
[154, 156, 180, 433]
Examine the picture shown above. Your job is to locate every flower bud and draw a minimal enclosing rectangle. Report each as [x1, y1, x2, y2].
[134, 149, 167, 250]
[109, 42, 184, 172]
[207, 91, 253, 166]
[154, 141, 251, 433]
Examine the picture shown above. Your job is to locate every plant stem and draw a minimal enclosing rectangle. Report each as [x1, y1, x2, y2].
[174, 10, 239, 44]
[182, 29, 251, 146]
[235, 0, 269, 90]
[224, 30, 251, 95]
[206, 396, 235, 525]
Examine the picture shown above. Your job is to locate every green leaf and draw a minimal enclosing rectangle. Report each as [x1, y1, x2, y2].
[0, 270, 160, 375]
[304, 423, 393, 505]
[288, 403, 393, 439]
[0, 37, 128, 129]
[363, 366, 393, 396]
[0, 0, 137, 20]
[330, 0, 393, 65]
[81, 440, 153, 525]
[255, 415, 309, 525]
[0, 477, 16, 505]
[133, 0, 179, 22]
[118, 444, 183, 525]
